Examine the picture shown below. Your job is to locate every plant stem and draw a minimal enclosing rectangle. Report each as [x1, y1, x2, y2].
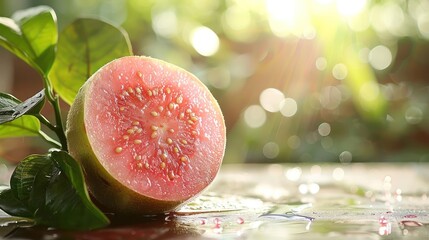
[38, 130, 61, 148]
[35, 114, 57, 133]
[42, 75, 68, 151]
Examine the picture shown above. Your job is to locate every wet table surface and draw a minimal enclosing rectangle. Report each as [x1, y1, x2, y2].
[1, 163, 429, 239]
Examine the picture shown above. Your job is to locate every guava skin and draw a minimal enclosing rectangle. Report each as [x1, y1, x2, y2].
[66, 56, 226, 216]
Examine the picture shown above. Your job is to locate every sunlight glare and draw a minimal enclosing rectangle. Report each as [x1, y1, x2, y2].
[314, 0, 334, 5]
[265, 0, 310, 38]
[190, 26, 220, 56]
[336, 0, 367, 17]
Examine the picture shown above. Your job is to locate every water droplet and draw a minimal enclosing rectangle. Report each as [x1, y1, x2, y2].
[400, 220, 423, 227]
[259, 212, 315, 222]
[213, 217, 222, 227]
[379, 216, 388, 225]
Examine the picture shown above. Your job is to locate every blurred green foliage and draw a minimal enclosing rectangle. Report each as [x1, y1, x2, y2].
[1, 0, 429, 163]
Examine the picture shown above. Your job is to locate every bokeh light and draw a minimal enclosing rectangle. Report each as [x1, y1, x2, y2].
[368, 45, 392, 70]
[339, 151, 353, 163]
[280, 98, 298, 117]
[315, 57, 327, 71]
[190, 26, 219, 57]
[244, 105, 266, 128]
[332, 63, 348, 80]
[285, 167, 302, 182]
[332, 168, 345, 181]
[1, 0, 429, 165]
[263, 142, 280, 159]
[318, 123, 331, 137]
[152, 8, 178, 38]
[405, 106, 423, 125]
[260, 88, 285, 113]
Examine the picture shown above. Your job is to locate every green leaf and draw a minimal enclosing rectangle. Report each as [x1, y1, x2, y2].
[0, 152, 109, 230]
[0, 90, 45, 125]
[49, 18, 132, 105]
[0, 115, 40, 139]
[0, 6, 57, 75]
[10, 155, 55, 212]
[0, 189, 33, 217]
[35, 151, 109, 230]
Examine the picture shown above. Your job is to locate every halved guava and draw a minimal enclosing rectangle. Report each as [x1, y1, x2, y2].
[66, 56, 226, 215]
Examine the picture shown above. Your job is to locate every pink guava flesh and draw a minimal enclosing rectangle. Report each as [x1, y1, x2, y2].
[82, 56, 225, 202]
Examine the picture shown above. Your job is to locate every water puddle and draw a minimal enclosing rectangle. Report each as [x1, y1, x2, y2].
[2, 163, 429, 239]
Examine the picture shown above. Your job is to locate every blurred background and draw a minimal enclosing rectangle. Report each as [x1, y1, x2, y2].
[1, 0, 429, 166]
